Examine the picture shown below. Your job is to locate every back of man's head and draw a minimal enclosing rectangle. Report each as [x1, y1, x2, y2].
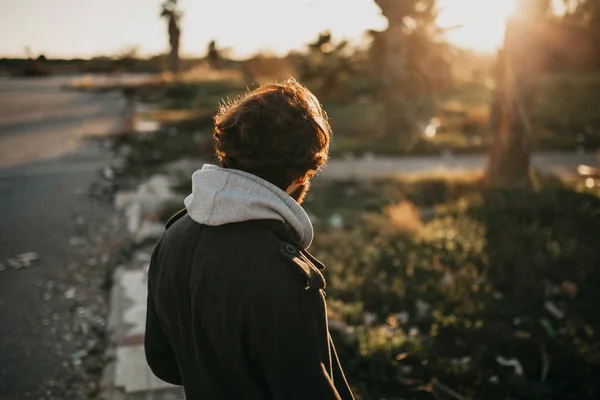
[213, 79, 331, 191]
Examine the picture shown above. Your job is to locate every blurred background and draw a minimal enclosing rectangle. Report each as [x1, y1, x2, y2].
[0, 0, 599, 399]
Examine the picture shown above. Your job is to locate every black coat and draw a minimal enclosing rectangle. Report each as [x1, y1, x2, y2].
[145, 210, 355, 400]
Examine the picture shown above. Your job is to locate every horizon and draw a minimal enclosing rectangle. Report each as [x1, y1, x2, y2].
[0, 0, 525, 60]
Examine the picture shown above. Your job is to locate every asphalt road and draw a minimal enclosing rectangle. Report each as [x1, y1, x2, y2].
[0, 76, 127, 169]
[0, 76, 127, 399]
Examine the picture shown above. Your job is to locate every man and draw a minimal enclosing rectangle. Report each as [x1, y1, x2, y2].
[145, 79, 354, 400]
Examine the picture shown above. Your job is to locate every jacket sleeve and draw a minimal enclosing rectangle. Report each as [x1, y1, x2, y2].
[144, 269, 182, 385]
[259, 291, 352, 400]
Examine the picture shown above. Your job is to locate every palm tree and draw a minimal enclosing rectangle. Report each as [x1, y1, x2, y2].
[160, 0, 182, 74]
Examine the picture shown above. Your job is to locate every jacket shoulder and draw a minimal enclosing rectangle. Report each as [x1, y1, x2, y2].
[165, 208, 188, 230]
[208, 221, 326, 295]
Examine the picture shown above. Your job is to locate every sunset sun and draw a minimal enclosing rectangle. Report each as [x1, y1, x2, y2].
[438, 0, 518, 52]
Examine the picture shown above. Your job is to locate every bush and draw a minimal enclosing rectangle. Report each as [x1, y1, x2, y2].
[307, 178, 600, 399]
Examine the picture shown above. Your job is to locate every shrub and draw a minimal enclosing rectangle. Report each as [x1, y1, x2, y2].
[307, 178, 600, 399]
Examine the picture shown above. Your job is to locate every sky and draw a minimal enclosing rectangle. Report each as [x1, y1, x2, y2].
[0, 0, 519, 59]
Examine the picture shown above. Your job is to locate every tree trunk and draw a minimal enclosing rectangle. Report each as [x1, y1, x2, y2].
[169, 43, 179, 74]
[485, 19, 536, 185]
[168, 18, 180, 74]
[380, 24, 415, 147]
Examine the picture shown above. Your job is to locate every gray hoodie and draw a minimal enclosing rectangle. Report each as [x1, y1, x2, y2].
[184, 164, 314, 248]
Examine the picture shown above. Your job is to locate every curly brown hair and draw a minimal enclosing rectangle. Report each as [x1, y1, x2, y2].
[213, 79, 331, 190]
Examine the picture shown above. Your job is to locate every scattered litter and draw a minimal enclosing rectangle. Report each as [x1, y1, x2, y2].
[415, 299, 431, 319]
[513, 317, 521, 326]
[70, 349, 88, 360]
[539, 318, 556, 338]
[489, 375, 499, 384]
[71, 349, 88, 367]
[451, 357, 471, 366]
[64, 287, 76, 299]
[545, 301, 565, 320]
[496, 356, 524, 376]
[2, 252, 39, 271]
[408, 327, 419, 337]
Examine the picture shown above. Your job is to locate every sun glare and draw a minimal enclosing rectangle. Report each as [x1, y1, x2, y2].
[438, 0, 517, 52]
[0, 0, 523, 59]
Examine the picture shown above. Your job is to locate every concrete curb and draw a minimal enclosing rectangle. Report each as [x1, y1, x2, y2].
[102, 263, 184, 400]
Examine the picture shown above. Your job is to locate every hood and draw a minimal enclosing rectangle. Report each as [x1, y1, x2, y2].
[184, 164, 314, 248]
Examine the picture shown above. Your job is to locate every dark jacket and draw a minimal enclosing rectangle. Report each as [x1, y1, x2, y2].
[145, 210, 354, 400]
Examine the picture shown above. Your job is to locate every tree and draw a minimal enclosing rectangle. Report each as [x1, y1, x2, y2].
[559, 0, 600, 27]
[485, 0, 551, 185]
[372, 0, 449, 145]
[160, 0, 182, 74]
[297, 31, 353, 99]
